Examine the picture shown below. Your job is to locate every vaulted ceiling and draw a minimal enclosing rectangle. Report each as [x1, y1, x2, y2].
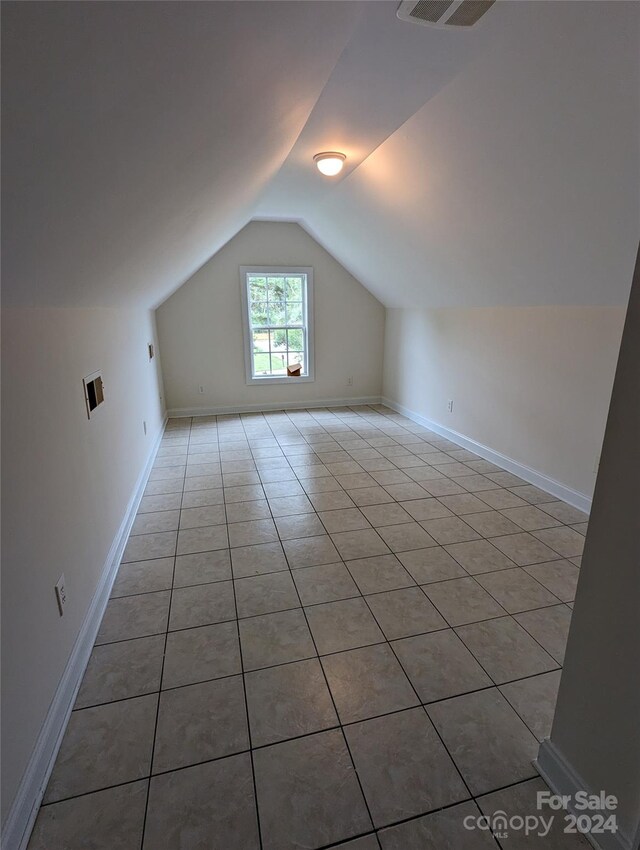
[2, 1, 639, 309]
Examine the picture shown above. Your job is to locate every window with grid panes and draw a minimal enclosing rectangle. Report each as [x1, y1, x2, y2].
[240, 267, 314, 383]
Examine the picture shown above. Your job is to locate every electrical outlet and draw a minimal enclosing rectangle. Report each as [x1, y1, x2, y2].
[143, 420, 147, 435]
[55, 575, 67, 616]
[198, 385, 205, 394]
[447, 399, 454, 413]
[347, 376, 353, 386]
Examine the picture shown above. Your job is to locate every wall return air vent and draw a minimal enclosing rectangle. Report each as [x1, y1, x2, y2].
[397, 0, 495, 28]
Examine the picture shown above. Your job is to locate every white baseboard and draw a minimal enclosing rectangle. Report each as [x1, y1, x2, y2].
[381, 396, 592, 513]
[167, 396, 381, 418]
[536, 740, 633, 850]
[2, 417, 167, 850]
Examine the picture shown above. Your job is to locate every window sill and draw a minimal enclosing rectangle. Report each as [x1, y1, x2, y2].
[246, 375, 315, 386]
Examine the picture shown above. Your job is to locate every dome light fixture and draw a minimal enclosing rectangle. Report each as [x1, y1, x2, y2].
[313, 151, 346, 177]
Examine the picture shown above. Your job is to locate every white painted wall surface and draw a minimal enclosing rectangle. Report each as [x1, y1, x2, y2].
[156, 221, 385, 412]
[382, 306, 625, 498]
[1, 307, 165, 828]
[542, 248, 640, 846]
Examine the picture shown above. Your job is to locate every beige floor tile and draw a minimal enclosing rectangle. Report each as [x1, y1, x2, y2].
[96, 592, 170, 644]
[420, 517, 481, 545]
[111, 557, 174, 597]
[490, 532, 560, 566]
[331, 529, 391, 560]
[346, 554, 415, 595]
[397, 547, 468, 584]
[28, 781, 148, 850]
[177, 524, 229, 555]
[283, 534, 341, 568]
[532, 526, 585, 558]
[500, 670, 562, 740]
[427, 689, 538, 795]
[524, 560, 580, 601]
[475, 567, 561, 612]
[144, 755, 259, 850]
[228, 518, 278, 548]
[515, 604, 572, 663]
[456, 616, 558, 683]
[173, 549, 231, 586]
[44, 695, 157, 803]
[131, 510, 180, 535]
[424, 578, 506, 626]
[179, 504, 226, 529]
[500, 505, 563, 531]
[169, 581, 235, 629]
[376, 522, 437, 552]
[152, 676, 248, 773]
[231, 542, 288, 577]
[293, 562, 360, 605]
[305, 597, 384, 654]
[235, 571, 300, 618]
[319, 507, 371, 533]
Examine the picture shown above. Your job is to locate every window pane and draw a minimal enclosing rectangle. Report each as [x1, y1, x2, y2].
[268, 302, 286, 326]
[252, 330, 270, 373]
[287, 328, 303, 350]
[267, 276, 286, 301]
[270, 352, 287, 374]
[250, 302, 268, 327]
[285, 277, 303, 300]
[286, 302, 303, 325]
[287, 352, 305, 372]
[270, 329, 287, 351]
[253, 352, 271, 375]
[249, 276, 266, 301]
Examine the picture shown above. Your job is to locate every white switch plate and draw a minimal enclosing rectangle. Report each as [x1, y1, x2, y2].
[447, 399, 454, 413]
[55, 575, 67, 616]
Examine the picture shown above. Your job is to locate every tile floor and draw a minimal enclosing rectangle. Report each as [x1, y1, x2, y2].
[28, 405, 591, 849]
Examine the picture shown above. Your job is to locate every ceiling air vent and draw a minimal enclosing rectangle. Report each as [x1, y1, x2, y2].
[397, 0, 495, 28]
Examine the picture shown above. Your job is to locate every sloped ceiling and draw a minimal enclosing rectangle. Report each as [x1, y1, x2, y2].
[3, 1, 639, 310]
[1, 1, 362, 307]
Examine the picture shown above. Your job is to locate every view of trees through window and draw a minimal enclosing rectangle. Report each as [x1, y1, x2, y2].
[247, 273, 307, 377]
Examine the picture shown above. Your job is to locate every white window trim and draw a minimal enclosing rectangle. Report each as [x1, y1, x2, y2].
[240, 265, 315, 385]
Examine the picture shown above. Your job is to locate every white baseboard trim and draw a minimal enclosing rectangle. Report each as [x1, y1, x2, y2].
[2, 417, 167, 850]
[536, 740, 633, 850]
[381, 396, 592, 513]
[167, 396, 382, 418]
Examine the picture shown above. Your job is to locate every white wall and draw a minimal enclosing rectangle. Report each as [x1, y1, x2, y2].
[382, 306, 625, 499]
[156, 221, 385, 412]
[1, 306, 165, 830]
[541, 248, 640, 845]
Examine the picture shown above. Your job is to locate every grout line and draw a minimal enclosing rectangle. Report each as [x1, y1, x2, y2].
[139, 415, 191, 849]
[259, 427, 379, 840]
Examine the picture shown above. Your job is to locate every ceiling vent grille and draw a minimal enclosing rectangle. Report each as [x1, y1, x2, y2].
[407, 0, 454, 23]
[397, 0, 495, 28]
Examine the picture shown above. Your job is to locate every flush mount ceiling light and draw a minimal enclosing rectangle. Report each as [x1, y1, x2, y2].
[313, 151, 346, 176]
